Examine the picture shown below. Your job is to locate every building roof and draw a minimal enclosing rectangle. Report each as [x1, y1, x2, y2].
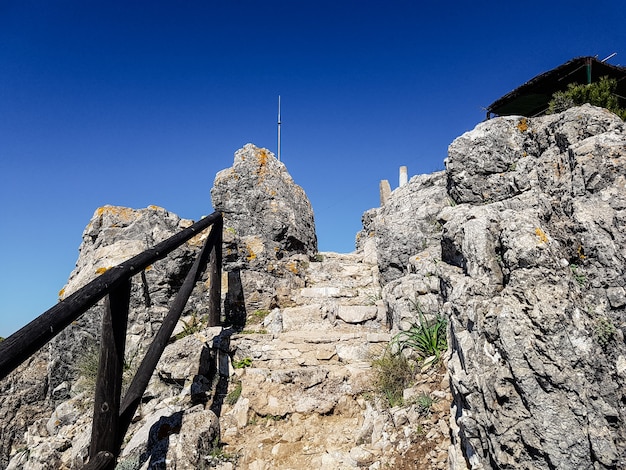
[486, 56, 626, 118]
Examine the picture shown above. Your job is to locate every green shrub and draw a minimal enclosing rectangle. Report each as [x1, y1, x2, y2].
[412, 392, 436, 416]
[249, 309, 270, 324]
[371, 350, 414, 407]
[226, 380, 242, 405]
[175, 312, 208, 340]
[548, 77, 626, 119]
[233, 357, 253, 369]
[75, 343, 138, 395]
[594, 316, 616, 348]
[396, 300, 448, 361]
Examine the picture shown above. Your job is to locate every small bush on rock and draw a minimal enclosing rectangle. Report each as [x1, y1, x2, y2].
[372, 350, 414, 407]
[594, 315, 617, 348]
[548, 77, 626, 119]
[396, 299, 448, 361]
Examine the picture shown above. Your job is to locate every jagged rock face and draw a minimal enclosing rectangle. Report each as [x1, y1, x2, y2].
[441, 106, 626, 469]
[357, 172, 449, 284]
[359, 104, 626, 469]
[0, 354, 50, 470]
[48, 205, 205, 402]
[211, 144, 317, 314]
[211, 144, 317, 267]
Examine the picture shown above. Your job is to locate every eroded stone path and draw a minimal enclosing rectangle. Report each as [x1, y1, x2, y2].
[216, 252, 452, 469]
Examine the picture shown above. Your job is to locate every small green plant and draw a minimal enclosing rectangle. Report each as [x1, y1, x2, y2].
[371, 349, 414, 407]
[594, 316, 616, 348]
[75, 344, 101, 391]
[312, 253, 325, 262]
[570, 265, 587, 287]
[412, 392, 436, 416]
[398, 299, 448, 361]
[175, 312, 208, 340]
[204, 436, 238, 467]
[249, 309, 270, 324]
[240, 329, 268, 335]
[265, 413, 286, 421]
[0, 337, 5, 343]
[226, 381, 242, 406]
[233, 357, 253, 369]
[548, 76, 626, 119]
[365, 290, 382, 305]
[75, 343, 138, 395]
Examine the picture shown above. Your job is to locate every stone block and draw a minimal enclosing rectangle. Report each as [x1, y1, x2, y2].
[336, 306, 378, 324]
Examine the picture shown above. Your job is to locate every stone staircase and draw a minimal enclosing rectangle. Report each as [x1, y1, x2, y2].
[217, 251, 396, 469]
[208, 251, 452, 470]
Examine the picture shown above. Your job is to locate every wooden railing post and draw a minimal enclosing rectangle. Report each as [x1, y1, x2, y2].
[117, 218, 221, 444]
[88, 278, 131, 470]
[208, 216, 223, 326]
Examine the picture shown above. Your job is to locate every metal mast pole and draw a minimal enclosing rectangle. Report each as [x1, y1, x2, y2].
[277, 95, 281, 162]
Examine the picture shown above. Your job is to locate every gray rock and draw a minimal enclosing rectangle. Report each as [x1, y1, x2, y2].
[441, 105, 626, 469]
[212, 144, 316, 318]
[49, 205, 202, 402]
[357, 171, 449, 284]
[211, 143, 317, 266]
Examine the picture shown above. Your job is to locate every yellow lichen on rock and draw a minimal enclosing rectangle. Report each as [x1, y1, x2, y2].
[517, 118, 528, 132]
[95, 267, 110, 275]
[95, 205, 136, 223]
[535, 227, 548, 244]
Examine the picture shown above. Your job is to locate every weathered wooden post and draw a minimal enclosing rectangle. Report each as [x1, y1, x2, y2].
[87, 278, 131, 470]
[208, 215, 223, 326]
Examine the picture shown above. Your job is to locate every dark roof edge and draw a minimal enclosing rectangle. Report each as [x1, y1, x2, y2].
[487, 56, 626, 114]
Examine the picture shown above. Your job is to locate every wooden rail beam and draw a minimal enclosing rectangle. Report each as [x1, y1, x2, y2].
[117, 221, 220, 445]
[0, 212, 221, 381]
[208, 216, 223, 326]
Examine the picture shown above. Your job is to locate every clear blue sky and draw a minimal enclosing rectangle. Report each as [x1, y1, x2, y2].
[1, 0, 623, 337]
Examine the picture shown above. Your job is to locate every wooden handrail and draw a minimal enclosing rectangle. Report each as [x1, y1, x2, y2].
[0, 211, 223, 470]
[0, 211, 221, 381]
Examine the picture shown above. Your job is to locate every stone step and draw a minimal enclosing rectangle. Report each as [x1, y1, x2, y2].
[231, 329, 391, 369]
[305, 252, 380, 290]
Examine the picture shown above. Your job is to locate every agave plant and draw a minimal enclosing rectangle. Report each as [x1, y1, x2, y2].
[393, 300, 447, 361]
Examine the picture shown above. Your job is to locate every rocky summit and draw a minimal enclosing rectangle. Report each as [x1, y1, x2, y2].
[1, 105, 625, 470]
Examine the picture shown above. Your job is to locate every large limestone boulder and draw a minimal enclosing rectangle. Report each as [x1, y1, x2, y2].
[357, 104, 626, 469]
[441, 105, 626, 469]
[211, 144, 317, 315]
[211, 144, 317, 267]
[49, 205, 209, 402]
[357, 172, 449, 284]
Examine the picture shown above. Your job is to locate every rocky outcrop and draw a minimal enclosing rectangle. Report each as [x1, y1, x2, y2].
[4, 106, 625, 470]
[211, 144, 318, 315]
[357, 172, 449, 284]
[0, 354, 51, 470]
[48, 205, 205, 402]
[211, 143, 317, 266]
[443, 105, 626, 469]
[362, 104, 626, 469]
[0, 204, 217, 468]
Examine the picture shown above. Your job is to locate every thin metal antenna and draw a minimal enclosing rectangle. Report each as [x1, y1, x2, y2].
[601, 52, 617, 63]
[277, 95, 281, 162]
